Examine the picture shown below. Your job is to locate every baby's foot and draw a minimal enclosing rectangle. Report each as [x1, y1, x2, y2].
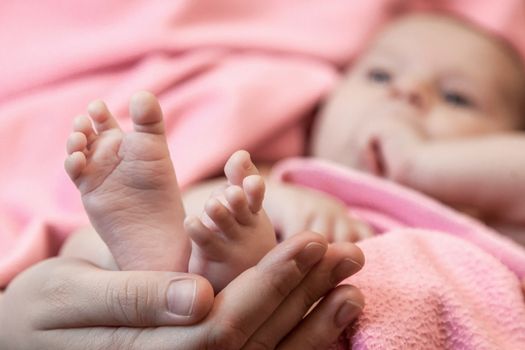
[185, 151, 277, 292]
[65, 91, 190, 271]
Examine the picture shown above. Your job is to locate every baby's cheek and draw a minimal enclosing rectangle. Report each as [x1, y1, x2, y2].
[424, 108, 499, 139]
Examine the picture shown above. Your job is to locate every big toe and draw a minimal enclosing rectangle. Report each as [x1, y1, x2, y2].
[129, 91, 165, 134]
[224, 150, 259, 186]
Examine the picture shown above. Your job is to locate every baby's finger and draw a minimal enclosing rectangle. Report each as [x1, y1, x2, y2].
[309, 215, 334, 242]
[278, 210, 311, 240]
[333, 218, 359, 242]
[353, 219, 375, 240]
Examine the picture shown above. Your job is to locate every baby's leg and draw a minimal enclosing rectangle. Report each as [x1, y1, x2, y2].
[65, 92, 190, 271]
[185, 151, 277, 292]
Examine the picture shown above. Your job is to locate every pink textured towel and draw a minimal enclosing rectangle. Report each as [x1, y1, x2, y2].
[273, 158, 525, 349]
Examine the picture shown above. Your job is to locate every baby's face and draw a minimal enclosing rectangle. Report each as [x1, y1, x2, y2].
[311, 14, 525, 175]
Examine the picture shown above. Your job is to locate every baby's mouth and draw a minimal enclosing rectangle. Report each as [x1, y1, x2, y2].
[365, 138, 386, 177]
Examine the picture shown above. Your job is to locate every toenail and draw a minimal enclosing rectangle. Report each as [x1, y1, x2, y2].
[243, 160, 252, 169]
[242, 154, 252, 169]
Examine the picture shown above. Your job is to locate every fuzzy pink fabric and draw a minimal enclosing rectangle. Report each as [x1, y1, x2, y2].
[2, 2, 525, 335]
[273, 158, 525, 349]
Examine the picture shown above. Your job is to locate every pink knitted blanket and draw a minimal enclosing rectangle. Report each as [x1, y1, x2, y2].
[273, 158, 525, 349]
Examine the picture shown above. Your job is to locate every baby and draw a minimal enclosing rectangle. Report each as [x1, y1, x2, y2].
[65, 12, 525, 292]
[309, 12, 525, 244]
[185, 12, 525, 246]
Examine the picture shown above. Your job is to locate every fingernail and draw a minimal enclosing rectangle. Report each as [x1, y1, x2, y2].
[335, 300, 363, 328]
[330, 259, 363, 285]
[295, 242, 326, 273]
[167, 278, 197, 316]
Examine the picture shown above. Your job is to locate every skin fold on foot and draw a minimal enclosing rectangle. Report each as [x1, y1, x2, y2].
[65, 91, 190, 271]
[185, 150, 277, 292]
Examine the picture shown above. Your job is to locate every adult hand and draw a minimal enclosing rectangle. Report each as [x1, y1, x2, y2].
[0, 231, 364, 349]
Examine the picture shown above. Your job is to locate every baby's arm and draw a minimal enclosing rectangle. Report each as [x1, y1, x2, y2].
[397, 133, 525, 229]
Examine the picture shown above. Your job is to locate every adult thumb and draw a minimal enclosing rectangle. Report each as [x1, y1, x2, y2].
[36, 259, 215, 328]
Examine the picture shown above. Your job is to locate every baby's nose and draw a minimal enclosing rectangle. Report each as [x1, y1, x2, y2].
[390, 75, 431, 110]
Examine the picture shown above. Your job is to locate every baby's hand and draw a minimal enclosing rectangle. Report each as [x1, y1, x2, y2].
[356, 113, 425, 183]
[265, 183, 373, 242]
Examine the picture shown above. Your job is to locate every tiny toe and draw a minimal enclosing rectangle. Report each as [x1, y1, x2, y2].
[224, 150, 260, 186]
[225, 185, 253, 225]
[242, 175, 265, 213]
[64, 151, 86, 180]
[129, 91, 165, 135]
[205, 198, 239, 239]
[66, 132, 88, 155]
[88, 99, 121, 133]
[185, 216, 221, 248]
[73, 115, 96, 142]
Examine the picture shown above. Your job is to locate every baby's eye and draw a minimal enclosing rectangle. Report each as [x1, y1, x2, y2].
[442, 90, 474, 108]
[366, 68, 392, 84]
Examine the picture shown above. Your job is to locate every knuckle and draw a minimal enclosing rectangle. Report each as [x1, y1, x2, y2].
[106, 277, 157, 325]
[40, 275, 75, 308]
[26, 259, 87, 329]
[300, 284, 320, 312]
[262, 266, 293, 300]
[37, 262, 79, 312]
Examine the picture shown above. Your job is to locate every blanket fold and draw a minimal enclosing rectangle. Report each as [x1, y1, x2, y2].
[272, 158, 525, 349]
[2, 1, 525, 348]
[3, 0, 525, 288]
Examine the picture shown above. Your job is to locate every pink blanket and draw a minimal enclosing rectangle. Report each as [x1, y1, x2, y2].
[273, 158, 525, 349]
[2, 0, 525, 347]
[3, 0, 525, 287]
